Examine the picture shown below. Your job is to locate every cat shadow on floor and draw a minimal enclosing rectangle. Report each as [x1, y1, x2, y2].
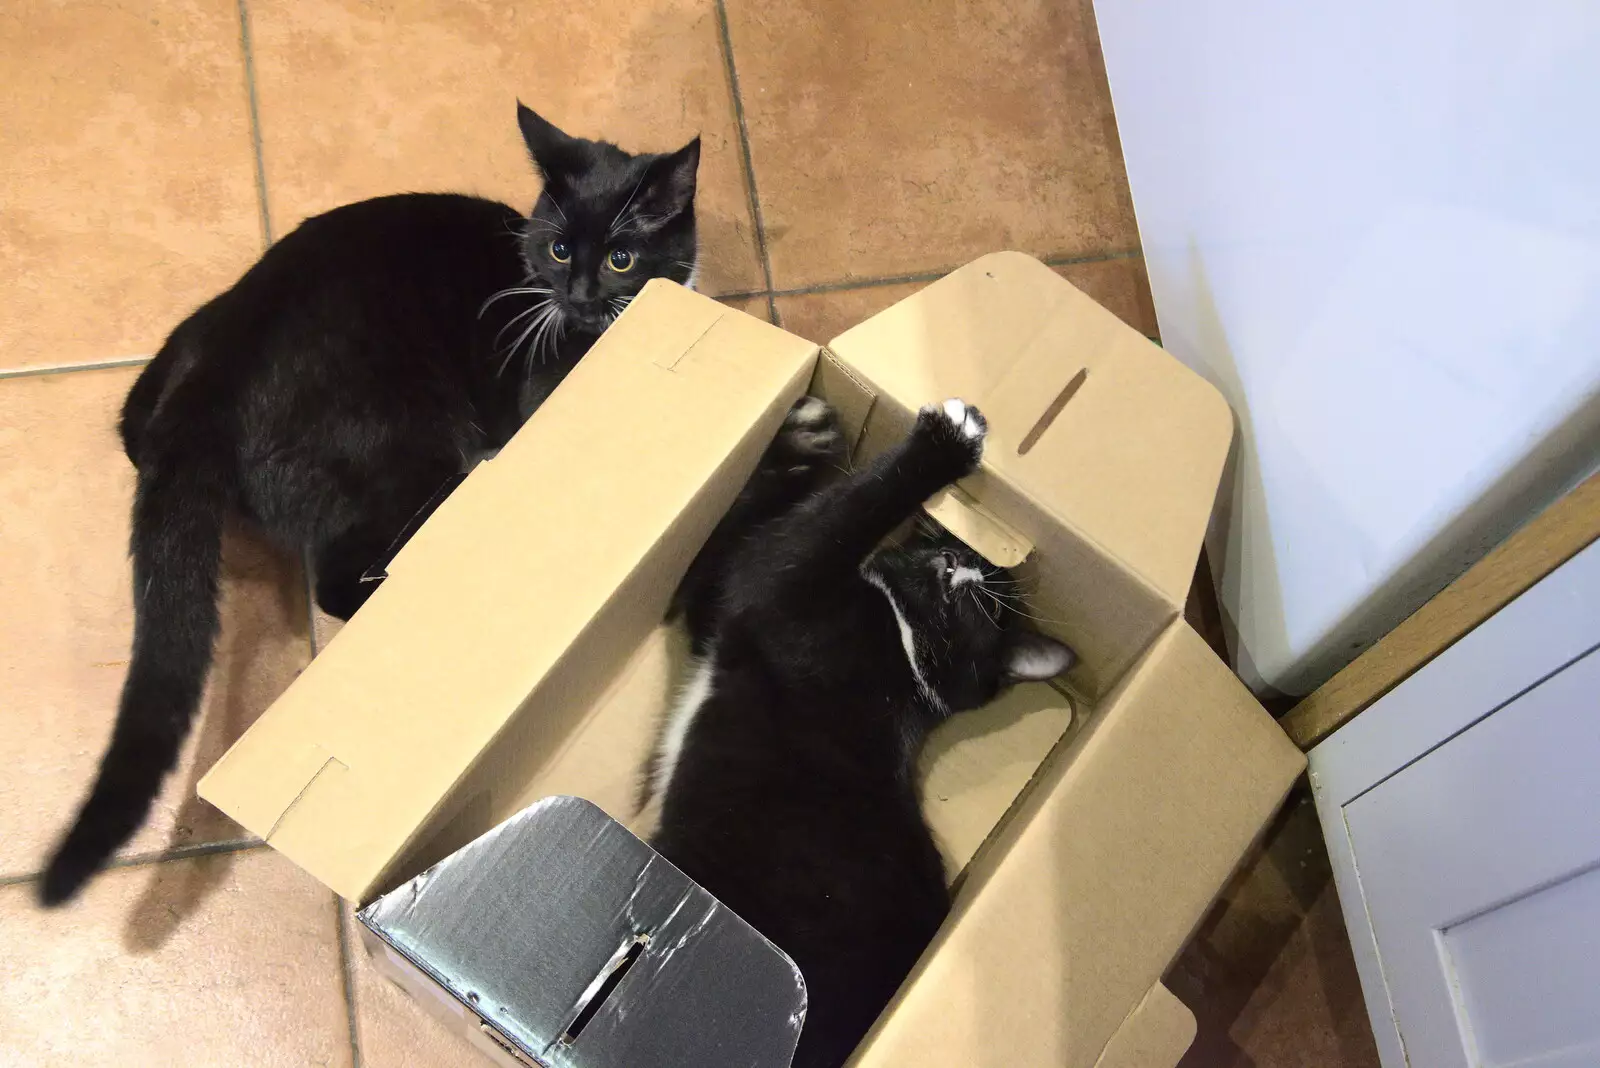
[122, 525, 309, 953]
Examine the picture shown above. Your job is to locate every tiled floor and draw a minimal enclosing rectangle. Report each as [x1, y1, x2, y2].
[0, 1, 1374, 1065]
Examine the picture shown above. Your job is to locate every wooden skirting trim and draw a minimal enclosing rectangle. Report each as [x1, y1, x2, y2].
[1283, 470, 1600, 749]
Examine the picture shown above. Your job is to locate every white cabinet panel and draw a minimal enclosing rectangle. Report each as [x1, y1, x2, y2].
[1310, 537, 1600, 1067]
[1344, 649, 1600, 1067]
[1447, 864, 1600, 1068]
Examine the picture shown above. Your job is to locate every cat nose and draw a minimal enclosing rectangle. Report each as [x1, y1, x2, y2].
[571, 300, 609, 329]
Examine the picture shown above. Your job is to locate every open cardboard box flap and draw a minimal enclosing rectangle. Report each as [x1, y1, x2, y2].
[826, 251, 1232, 611]
[200, 254, 1304, 1067]
[200, 283, 819, 900]
[848, 624, 1295, 1066]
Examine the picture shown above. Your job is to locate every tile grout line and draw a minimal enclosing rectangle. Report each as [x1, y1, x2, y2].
[0, 837, 266, 889]
[334, 895, 365, 1068]
[765, 247, 1145, 300]
[711, 0, 777, 325]
[707, 246, 1144, 307]
[0, 252, 1142, 383]
[236, 0, 274, 247]
[0, 356, 151, 381]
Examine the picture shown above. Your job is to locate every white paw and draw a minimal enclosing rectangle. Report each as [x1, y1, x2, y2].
[787, 396, 831, 428]
[774, 396, 844, 468]
[940, 398, 985, 442]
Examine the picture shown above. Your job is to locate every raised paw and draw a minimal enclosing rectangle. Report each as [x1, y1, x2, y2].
[766, 396, 846, 476]
[914, 398, 987, 472]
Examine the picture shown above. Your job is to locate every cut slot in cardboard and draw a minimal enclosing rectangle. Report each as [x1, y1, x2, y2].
[199, 252, 1305, 1067]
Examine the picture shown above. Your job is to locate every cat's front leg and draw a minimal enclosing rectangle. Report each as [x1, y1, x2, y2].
[672, 396, 847, 649]
[767, 398, 988, 579]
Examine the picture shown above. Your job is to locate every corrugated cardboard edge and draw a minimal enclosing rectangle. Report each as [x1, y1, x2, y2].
[820, 348, 1181, 699]
[824, 250, 1235, 610]
[849, 622, 1304, 1067]
[923, 485, 1035, 568]
[1092, 984, 1197, 1068]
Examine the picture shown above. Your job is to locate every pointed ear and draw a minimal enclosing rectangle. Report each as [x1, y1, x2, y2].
[633, 136, 701, 222]
[1004, 631, 1076, 682]
[517, 102, 581, 180]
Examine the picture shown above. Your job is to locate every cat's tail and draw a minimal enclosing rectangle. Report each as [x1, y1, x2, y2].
[38, 458, 227, 906]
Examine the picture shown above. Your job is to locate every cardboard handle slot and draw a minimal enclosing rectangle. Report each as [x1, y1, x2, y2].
[560, 934, 650, 1045]
[1016, 367, 1088, 456]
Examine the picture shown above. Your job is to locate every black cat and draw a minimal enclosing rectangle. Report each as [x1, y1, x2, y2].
[649, 398, 1075, 1068]
[38, 104, 700, 907]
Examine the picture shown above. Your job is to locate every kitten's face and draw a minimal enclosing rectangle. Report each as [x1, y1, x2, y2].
[866, 529, 1075, 716]
[516, 104, 700, 338]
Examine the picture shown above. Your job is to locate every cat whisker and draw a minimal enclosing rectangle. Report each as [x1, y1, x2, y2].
[480, 286, 554, 317]
[500, 300, 556, 377]
[492, 301, 548, 347]
[528, 301, 565, 366]
[968, 586, 1002, 628]
[976, 586, 1070, 628]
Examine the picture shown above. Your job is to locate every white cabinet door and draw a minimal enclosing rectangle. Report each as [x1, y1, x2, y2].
[1311, 539, 1600, 1068]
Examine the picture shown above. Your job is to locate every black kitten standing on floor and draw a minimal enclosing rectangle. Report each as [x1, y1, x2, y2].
[649, 398, 1076, 1068]
[39, 104, 700, 907]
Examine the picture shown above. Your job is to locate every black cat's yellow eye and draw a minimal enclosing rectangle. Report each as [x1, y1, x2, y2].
[607, 248, 636, 273]
[549, 240, 571, 263]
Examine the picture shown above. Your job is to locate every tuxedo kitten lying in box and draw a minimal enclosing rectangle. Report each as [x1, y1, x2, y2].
[40, 104, 700, 907]
[648, 398, 1076, 1068]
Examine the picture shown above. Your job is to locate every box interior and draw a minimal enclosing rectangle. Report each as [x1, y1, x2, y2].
[199, 256, 1305, 1068]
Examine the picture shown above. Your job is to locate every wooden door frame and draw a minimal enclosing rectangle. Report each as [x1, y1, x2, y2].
[1283, 470, 1600, 749]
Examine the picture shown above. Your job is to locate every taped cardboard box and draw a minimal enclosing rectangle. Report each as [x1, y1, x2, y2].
[199, 252, 1304, 1066]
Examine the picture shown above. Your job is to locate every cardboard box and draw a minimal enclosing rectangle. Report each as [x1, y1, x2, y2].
[199, 252, 1305, 1066]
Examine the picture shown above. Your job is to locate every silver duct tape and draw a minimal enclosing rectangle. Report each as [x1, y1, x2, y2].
[358, 795, 807, 1067]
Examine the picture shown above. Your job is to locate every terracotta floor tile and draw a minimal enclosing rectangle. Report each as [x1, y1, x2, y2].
[1169, 789, 1382, 1067]
[725, 0, 1140, 289]
[0, 0, 262, 373]
[1057, 256, 1160, 338]
[774, 256, 1157, 343]
[1, 367, 310, 879]
[0, 848, 350, 1067]
[247, 0, 763, 296]
[720, 293, 775, 324]
[342, 902, 483, 1068]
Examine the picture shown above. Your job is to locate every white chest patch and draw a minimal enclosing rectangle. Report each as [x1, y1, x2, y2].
[864, 572, 947, 714]
[651, 649, 717, 803]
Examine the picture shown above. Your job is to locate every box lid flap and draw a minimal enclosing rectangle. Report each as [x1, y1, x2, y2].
[849, 623, 1303, 1066]
[198, 282, 820, 900]
[827, 251, 1233, 608]
[1091, 984, 1196, 1068]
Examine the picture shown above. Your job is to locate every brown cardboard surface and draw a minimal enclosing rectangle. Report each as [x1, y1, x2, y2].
[848, 623, 1303, 1067]
[1092, 984, 1197, 1068]
[820, 356, 1174, 701]
[199, 282, 818, 901]
[199, 260, 1299, 1068]
[826, 251, 1232, 611]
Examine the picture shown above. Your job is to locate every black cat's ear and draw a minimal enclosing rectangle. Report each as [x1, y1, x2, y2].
[1003, 631, 1076, 682]
[634, 136, 701, 222]
[517, 102, 582, 181]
